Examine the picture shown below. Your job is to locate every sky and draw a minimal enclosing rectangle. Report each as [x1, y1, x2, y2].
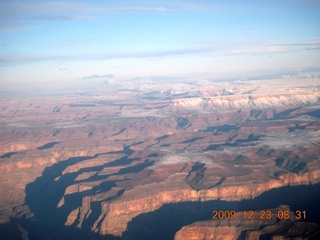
[0, 0, 320, 92]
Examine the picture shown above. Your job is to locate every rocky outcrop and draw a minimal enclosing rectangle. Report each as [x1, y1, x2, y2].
[169, 89, 320, 112]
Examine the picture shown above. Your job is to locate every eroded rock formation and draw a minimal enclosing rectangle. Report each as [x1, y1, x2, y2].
[0, 78, 319, 239]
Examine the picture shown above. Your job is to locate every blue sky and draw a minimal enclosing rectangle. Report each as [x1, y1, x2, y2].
[0, 0, 319, 91]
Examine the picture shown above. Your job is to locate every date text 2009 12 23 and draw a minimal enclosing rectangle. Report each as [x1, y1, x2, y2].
[212, 210, 306, 220]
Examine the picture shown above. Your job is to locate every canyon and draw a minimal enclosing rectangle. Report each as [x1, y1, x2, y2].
[0, 76, 320, 239]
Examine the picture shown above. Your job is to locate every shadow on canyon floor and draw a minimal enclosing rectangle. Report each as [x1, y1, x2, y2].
[122, 184, 320, 240]
[0, 220, 119, 240]
[19, 145, 151, 240]
[10, 138, 320, 240]
[17, 182, 320, 240]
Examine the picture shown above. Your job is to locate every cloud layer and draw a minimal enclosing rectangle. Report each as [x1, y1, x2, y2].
[1, 41, 319, 65]
[80, 74, 114, 80]
[0, 1, 171, 22]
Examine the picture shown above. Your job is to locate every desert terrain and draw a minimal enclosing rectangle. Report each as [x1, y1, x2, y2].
[0, 75, 320, 239]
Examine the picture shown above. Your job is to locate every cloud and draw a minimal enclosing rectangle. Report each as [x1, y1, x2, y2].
[0, 23, 35, 33]
[1, 40, 319, 66]
[0, 1, 92, 21]
[0, 47, 213, 65]
[265, 41, 320, 47]
[80, 74, 114, 80]
[173, 2, 221, 12]
[0, 1, 170, 23]
[1, 43, 10, 47]
[228, 41, 320, 56]
[88, 6, 170, 13]
[307, 46, 320, 50]
[229, 45, 286, 55]
[263, 41, 320, 54]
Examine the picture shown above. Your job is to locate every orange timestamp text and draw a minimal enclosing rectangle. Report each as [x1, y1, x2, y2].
[212, 210, 306, 220]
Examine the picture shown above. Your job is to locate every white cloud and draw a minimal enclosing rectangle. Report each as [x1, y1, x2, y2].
[229, 45, 286, 55]
[1, 40, 318, 66]
[265, 41, 320, 47]
[80, 74, 114, 80]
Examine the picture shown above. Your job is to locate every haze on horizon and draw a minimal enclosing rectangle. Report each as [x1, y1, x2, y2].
[0, 0, 319, 92]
